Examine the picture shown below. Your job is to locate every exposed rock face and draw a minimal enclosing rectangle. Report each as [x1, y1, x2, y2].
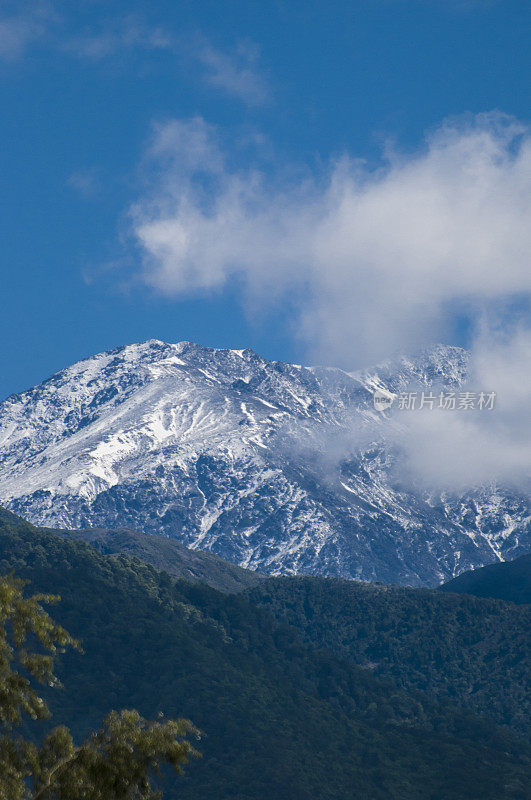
[0, 339, 528, 585]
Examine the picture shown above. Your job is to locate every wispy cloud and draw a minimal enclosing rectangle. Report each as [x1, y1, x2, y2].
[193, 39, 269, 106]
[0, 7, 270, 107]
[0, 3, 52, 60]
[63, 17, 269, 106]
[67, 168, 101, 199]
[63, 15, 173, 61]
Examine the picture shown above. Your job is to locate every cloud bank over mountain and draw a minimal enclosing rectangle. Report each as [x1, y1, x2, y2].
[383, 330, 531, 491]
[130, 112, 531, 489]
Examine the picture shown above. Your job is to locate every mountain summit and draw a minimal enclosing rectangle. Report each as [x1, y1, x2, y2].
[0, 339, 528, 585]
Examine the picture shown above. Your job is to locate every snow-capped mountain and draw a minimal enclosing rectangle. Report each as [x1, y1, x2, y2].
[0, 340, 529, 586]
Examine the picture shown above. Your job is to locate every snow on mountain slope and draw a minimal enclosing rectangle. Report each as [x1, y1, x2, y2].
[0, 339, 529, 586]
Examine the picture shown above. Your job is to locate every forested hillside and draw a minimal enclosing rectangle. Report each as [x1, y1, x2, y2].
[0, 508, 529, 799]
[440, 554, 531, 605]
[247, 575, 531, 737]
[54, 525, 263, 593]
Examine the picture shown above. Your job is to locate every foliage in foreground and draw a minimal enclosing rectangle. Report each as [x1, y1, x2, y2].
[0, 574, 198, 800]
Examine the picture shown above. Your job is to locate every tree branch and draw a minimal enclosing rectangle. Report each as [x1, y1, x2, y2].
[31, 748, 80, 800]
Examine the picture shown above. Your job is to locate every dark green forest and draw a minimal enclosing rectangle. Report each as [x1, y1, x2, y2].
[440, 553, 531, 605]
[247, 575, 531, 737]
[54, 525, 263, 593]
[0, 507, 529, 799]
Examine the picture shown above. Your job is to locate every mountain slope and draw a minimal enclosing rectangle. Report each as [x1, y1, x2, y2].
[246, 575, 531, 738]
[0, 339, 529, 585]
[53, 525, 263, 593]
[0, 507, 529, 799]
[440, 553, 531, 604]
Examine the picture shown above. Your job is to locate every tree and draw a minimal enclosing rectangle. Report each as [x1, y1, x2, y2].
[0, 575, 199, 800]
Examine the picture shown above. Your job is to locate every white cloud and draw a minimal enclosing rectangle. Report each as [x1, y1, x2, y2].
[394, 329, 531, 490]
[132, 112, 531, 364]
[270, 330, 531, 494]
[131, 112, 531, 491]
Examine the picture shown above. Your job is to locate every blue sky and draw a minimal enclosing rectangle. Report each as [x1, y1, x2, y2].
[1, 0, 531, 398]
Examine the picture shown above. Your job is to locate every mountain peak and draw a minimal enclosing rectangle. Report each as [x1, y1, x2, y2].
[351, 343, 469, 392]
[0, 340, 527, 587]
